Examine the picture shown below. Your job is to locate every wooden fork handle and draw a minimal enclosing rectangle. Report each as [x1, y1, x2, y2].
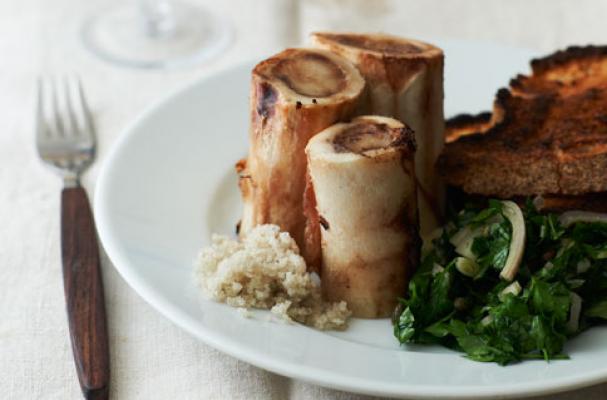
[61, 187, 110, 400]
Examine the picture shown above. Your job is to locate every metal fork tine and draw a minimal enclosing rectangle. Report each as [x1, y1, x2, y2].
[76, 77, 95, 140]
[51, 78, 66, 137]
[36, 76, 96, 179]
[64, 78, 80, 136]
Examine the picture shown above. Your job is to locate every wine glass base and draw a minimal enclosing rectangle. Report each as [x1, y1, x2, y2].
[82, 2, 232, 69]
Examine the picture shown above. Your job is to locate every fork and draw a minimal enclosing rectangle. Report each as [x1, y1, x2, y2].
[37, 78, 110, 400]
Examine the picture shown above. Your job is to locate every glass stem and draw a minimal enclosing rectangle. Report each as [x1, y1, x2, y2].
[139, 0, 177, 39]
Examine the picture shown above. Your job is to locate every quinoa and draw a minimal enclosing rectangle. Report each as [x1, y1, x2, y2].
[195, 224, 351, 330]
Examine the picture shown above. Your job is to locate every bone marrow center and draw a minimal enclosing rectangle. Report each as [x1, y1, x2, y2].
[329, 34, 424, 55]
[273, 53, 346, 98]
[333, 123, 394, 153]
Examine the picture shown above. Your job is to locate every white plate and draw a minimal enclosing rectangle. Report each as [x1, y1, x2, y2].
[95, 39, 607, 399]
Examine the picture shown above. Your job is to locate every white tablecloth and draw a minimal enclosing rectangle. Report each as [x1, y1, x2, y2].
[3, 0, 607, 398]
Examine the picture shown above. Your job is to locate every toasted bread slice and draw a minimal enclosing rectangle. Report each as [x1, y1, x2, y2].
[447, 186, 607, 214]
[532, 192, 607, 213]
[440, 46, 607, 198]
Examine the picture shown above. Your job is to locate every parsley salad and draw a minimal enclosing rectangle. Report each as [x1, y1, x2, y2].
[394, 200, 607, 365]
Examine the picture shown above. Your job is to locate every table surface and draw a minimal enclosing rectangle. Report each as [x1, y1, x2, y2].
[3, 0, 607, 399]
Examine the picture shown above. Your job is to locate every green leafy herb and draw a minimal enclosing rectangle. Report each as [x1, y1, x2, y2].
[471, 219, 511, 275]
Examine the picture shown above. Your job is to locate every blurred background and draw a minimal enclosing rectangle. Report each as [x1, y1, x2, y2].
[2, 1, 607, 399]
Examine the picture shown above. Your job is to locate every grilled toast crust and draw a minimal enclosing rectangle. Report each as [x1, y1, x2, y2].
[440, 45, 607, 198]
[445, 112, 492, 143]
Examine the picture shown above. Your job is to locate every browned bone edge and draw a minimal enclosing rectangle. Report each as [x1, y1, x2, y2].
[61, 187, 110, 400]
